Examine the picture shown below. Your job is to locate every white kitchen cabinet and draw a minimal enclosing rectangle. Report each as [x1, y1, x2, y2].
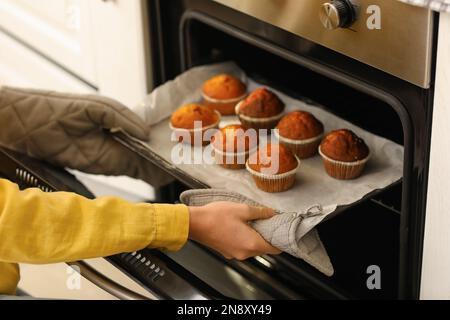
[421, 12, 450, 300]
[0, 0, 151, 107]
[0, 0, 98, 85]
[87, 0, 152, 107]
[0, 30, 94, 93]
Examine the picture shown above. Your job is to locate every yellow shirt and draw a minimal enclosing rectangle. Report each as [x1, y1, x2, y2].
[0, 179, 189, 295]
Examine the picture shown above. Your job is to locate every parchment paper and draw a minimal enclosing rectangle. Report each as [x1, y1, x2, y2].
[132, 62, 403, 236]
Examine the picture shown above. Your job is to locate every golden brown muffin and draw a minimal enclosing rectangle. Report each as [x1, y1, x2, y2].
[211, 124, 255, 153]
[275, 111, 324, 159]
[211, 124, 257, 169]
[238, 88, 285, 118]
[171, 103, 219, 130]
[320, 129, 369, 162]
[202, 74, 247, 115]
[247, 143, 299, 192]
[277, 111, 324, 140]
[248, 143, 298, 175]
[202, 74, 246, 100]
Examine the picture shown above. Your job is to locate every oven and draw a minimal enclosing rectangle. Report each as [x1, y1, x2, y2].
[1, 0, 438, 300]
[143, 0, 437, 299]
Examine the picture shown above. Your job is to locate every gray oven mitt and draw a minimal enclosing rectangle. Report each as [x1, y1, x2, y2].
[0, 86, 173, 188]
[180, 189, 334, 277]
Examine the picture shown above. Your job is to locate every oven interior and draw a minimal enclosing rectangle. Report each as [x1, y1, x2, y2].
[184, 19, 404, 145]
[170, 16, 407, 300]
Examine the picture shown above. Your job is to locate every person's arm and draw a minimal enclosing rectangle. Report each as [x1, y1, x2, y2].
[0, 179, 279, 264]
[0, 178, 188, 264]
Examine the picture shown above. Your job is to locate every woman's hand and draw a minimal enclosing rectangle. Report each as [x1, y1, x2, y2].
[188, 202, 281, 260]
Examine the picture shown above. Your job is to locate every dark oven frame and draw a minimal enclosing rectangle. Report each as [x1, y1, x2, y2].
[147, 0, 438, 299]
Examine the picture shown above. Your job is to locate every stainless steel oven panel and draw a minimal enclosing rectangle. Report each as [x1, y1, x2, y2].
[214, 0, 433, 88]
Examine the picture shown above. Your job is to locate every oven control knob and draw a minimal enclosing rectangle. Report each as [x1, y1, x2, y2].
[319, 0, 356, 30]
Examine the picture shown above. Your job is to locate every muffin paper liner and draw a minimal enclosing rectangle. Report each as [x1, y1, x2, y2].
[203, 92, 247, 116]
[169, 110, 221, 146]
[274, 130, 323, 159]
[212, 146, 257, 170]
[235, 101, 284, 129]
[246, 157, 301, 193]
[202, 92, 248, 104]
[318, 146, 371, 180]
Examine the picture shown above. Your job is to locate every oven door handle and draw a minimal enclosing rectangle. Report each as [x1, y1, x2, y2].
[68, 261, 152, 300]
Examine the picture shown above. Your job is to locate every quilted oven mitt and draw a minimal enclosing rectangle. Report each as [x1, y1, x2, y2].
[0, 86, 173, 188]
[180, 189, 334, 277]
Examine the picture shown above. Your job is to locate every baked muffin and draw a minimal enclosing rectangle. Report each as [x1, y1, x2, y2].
[246, 143, 299, 193]
[276, 111, 324, 159]
[235, 88, 285, 130]
[202, 74, 247, 115]
[319, 129, 370, 180]
[170, 103, 221, 146]
[211, 124, 257, 169]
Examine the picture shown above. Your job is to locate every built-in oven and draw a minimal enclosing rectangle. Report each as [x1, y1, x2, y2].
[140, 0, 438, 298]
[142, 0, 437, 299]
[1, 0, 438, 300]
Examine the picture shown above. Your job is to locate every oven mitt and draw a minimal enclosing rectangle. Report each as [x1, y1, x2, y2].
[180, 189, 334, 277]
[0, 86, 173, 188]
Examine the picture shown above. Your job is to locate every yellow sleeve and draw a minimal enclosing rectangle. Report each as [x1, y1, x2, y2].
[0, 263, 19, 295]
[0, 179, 189, 264]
